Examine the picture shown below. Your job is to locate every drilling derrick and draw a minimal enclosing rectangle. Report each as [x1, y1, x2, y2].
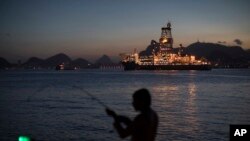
[159, 22, 173, 55]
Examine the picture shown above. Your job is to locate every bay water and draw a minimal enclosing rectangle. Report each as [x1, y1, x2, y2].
[0, 69, 249, 141]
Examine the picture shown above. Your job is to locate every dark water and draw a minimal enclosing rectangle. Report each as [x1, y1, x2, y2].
[0, 69, 249, 141]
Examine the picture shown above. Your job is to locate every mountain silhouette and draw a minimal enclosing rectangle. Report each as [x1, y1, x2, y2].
[1, 54, 117, 69]
[20, 53, 114, 69]
[69, 58, 92, 68]
[22, 57, 44, 69]
[0, 57, 11, 69]
[95, 55, 113, 65]
[42, 53, 72, 68]
[184, 42, 249, 67]
[139, 40, 160, 56]
[184, 42, 248, 58]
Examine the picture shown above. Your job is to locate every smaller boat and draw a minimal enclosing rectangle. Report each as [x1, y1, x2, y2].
[55, 63, 77, 70]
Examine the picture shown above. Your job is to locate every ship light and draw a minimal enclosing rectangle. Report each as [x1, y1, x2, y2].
[162, 38, 168, 43]
[190, 56, 195, 61]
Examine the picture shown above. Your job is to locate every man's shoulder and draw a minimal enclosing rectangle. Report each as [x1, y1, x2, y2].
[148, 109, 158, 121]
[151, 109, 158, 118]
[134, 109, 158, 121]
[134, 113, 144, 121]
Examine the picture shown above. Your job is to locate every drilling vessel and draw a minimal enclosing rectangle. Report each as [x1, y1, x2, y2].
[120, 23, 211, 70]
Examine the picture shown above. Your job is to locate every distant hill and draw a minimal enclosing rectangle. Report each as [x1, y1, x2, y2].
[246, 49, 250, 56]
[139, 40, 160, 56]
[69, 58, 92, 68]
[42, 53, 72, 68]
[184, 42, 249, 67]
[0, 57, 11, 69]
[185, 42, 248, 58]
[20, 53, 113, 69]
[22, 57, 44, 69]
[1, 54, 117, 69]
[95, 55, 113, 65]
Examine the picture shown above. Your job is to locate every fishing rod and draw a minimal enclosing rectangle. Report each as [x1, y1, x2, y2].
[26, 84, 110, 110]
[72, 85, 119, 120]
[72, 85, 109, 109]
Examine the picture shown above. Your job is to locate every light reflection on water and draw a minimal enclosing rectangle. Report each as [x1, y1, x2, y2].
[151, 81, 200, 140]
[0, 69, 250, 141]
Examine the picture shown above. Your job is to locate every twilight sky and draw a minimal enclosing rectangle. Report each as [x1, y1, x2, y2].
[0, 0, 250, 62]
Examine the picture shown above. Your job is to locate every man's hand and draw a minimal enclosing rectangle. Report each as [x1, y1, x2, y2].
[106, 108, 117, 118]
[116, 115, 131, 125]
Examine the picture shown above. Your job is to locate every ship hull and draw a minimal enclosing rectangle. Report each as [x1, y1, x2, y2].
[122, 62, 212, 71]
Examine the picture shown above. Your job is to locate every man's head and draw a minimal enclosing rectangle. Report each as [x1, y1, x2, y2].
[132, 88, 151, 111]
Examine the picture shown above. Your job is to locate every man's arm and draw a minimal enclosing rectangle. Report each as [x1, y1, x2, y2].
[116, 115, 132, 126]
[106, 108, 132, 138]
[106, 108, 117, 119]
[106, 108, 132, 124]
[113, 119, 132, 138]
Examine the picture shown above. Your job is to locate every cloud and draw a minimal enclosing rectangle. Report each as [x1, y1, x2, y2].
[233, 39, 243, 45]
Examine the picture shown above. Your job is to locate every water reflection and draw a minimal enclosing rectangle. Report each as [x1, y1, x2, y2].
[151, 81, 200, 140]
[186, 83, 196, 114]
[151, 85, 178, 108]
[152, 85, 179, 95]
[185, 83, 199, 133]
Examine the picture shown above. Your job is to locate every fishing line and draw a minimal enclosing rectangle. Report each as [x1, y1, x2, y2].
[26, 83, 52, 102]
[72, 85, 109, 109]
[72, 85, 115, 133]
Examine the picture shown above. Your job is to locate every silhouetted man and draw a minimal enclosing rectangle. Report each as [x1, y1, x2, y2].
[106, 88, 158, 141]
